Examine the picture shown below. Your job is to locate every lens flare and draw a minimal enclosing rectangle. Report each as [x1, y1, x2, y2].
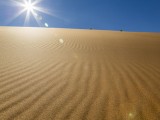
[44, 23, 49, 27]
[10, 0, 52, 27]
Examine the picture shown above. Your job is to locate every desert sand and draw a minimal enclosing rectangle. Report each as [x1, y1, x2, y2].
[0, 27, 160, 120]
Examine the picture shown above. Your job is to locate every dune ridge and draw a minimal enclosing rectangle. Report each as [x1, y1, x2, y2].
[0, 27, 160, 120]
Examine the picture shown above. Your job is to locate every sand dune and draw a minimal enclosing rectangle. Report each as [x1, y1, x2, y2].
[0, 27, 160, 120]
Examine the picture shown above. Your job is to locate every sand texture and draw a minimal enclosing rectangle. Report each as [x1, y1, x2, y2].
[0, 27, 160, 120]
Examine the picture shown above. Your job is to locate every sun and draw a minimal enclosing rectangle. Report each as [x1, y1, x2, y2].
[24, 1, 34, 12]
[9, 0, 52, 27]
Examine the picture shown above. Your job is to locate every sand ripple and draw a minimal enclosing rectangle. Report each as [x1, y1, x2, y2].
[0, 27, 160, 120]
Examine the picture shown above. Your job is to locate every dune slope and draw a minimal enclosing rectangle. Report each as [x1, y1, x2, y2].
[0, 27, 160, 120]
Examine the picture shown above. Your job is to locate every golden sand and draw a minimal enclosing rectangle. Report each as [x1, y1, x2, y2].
[0, 27, 160, 120]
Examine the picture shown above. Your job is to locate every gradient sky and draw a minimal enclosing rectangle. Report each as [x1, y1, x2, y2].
[0, 0, 160, 32]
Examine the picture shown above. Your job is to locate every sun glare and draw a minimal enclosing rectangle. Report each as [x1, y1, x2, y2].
[24, 1, 34, 12]
[10, 0, 52, 27]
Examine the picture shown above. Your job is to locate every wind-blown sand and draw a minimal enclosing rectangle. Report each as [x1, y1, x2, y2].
[0, 27, 160, 120]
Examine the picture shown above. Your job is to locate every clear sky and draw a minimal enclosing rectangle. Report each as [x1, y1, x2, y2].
[0, 0, 160, 32]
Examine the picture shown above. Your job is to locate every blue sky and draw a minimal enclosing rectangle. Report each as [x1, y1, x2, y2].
[0, 0, 160, 32]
